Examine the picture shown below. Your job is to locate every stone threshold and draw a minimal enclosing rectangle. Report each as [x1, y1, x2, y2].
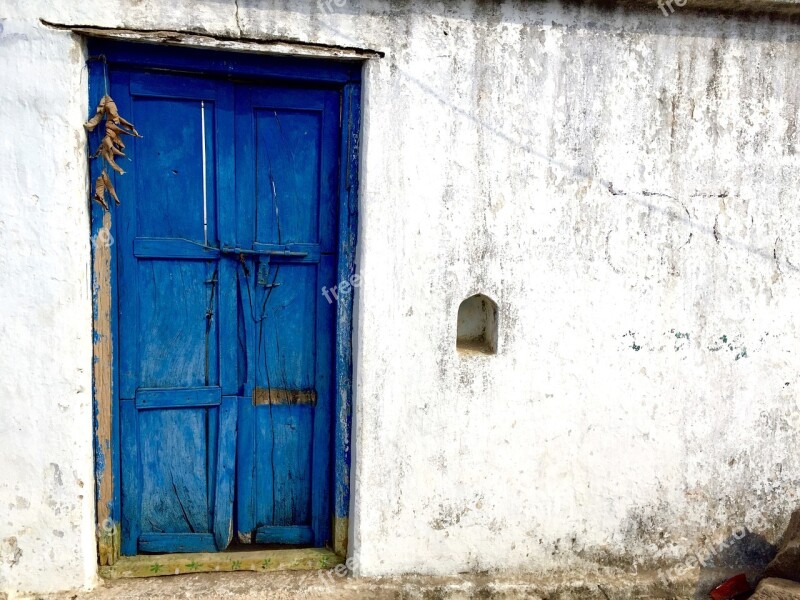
[99, 547, 341, 579]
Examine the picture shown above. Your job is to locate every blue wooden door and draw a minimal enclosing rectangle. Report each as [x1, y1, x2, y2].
[114, 70, 339, 554]
[232, 86, 339, 547]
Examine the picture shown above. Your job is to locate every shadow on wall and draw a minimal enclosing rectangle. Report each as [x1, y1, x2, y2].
[693, 529, 776, 598]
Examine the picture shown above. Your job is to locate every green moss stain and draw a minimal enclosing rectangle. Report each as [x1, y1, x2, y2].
[623, 331, 641, 351]
[708, 334, 748, 360]
[621, 330, 750, 361]
[670, 329, 690, 351]
[708, 335, 727, 352]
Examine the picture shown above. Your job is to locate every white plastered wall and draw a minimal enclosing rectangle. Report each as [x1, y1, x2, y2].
[1, 0, 800, 594]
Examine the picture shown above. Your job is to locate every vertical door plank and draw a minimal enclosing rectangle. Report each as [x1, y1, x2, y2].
[120, 399, 141, 556]
[214, 396, 238, 550]
[217, 81, 238, 396]
[233, 84, 258, 541]
[312, 254, 336, 546]
[333, 82, 362, 555]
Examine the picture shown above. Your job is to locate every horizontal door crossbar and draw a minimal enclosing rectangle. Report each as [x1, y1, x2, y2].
[135, 386, 222, 409]
[134, 238, 220, 260]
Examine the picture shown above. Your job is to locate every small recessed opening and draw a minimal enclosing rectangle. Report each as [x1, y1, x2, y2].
[456, 294, 498, 355]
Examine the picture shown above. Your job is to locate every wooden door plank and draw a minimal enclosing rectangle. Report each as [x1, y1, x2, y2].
[99, 547, 341, 579]
[135, 386, 221, 409]
[312, 254, 336, 546]
[213, 395, 238, 550]
[254, 525, 314, 545]
[91, 39, 365, 85]
[110, 70, 139, 561]
[139, 408, 210, 534]
[233, 84, 258, 542]
[133, 238, 220, 259]
[88, 64, 123, 555]
[216, 81, 237, 397]
[120, 400, 141, 556]
[332, 82, 362, 556]
[138, 533, 216, 554]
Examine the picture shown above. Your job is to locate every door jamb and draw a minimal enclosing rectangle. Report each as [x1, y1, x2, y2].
[88, 39, 362, 567]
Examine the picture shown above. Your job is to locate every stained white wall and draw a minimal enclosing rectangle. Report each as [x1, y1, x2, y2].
[0, 8, 97, 597]
[2, 0, 800, 595]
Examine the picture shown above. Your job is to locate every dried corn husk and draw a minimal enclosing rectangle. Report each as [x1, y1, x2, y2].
[84, 94, 141, 208]
[93, 170, 121, 209]
[93, 171, 108, 210]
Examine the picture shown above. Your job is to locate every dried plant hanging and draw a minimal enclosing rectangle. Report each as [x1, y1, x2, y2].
[84, 94, 141, 209]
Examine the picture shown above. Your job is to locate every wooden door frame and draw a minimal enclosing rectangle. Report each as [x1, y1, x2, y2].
[88, 39, 362, 568]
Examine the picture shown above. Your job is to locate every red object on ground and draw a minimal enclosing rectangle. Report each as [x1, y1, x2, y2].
[710, 573, 750, 600]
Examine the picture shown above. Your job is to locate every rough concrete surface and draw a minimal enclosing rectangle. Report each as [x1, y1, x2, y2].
[3, 0, 800, 597]
[34, 569, 698, 600]
[764, 510, 800, 580]
[751, 577, 800, 600]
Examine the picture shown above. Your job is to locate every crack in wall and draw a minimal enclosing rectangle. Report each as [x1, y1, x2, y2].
[233, 0, 243, 37]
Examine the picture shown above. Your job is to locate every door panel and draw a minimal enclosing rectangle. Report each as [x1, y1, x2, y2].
[132, 94, 216, 241]
[137, 260, 218, 388]
[254, 108, 321, 244]
[138, 408, 211, 533]
[116, 70, 237, 555]
[234, 86, 339, 547]
[115, 71, 340, 554]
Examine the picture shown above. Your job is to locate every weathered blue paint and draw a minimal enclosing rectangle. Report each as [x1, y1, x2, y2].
[214, 396, 237, 550]
[233, 83, 339, 547]
[119, 399, 140, 556]
[138, 533, 217, 554]
[255, 526, 314, 545]
[88, 55, 123, 564]
[135, 387, 222, 409]
[89, 40, 361, 557]
[92, 40, 363, 84]
[334, 83, 361, 523]
[112, 68, 230, 554]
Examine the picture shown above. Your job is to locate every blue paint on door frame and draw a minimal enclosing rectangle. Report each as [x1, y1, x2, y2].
[88, 39, 362, 559]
